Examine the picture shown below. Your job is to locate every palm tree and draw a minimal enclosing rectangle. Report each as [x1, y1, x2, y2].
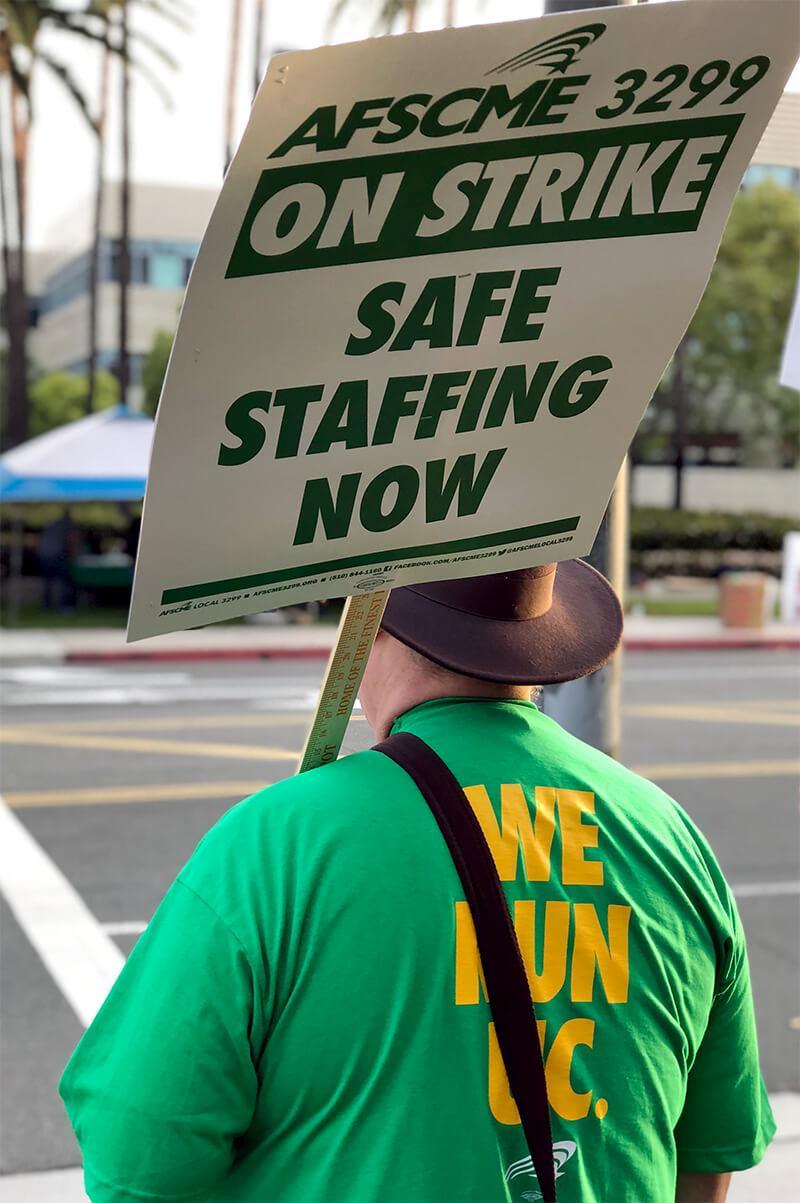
[85, 0, 185, 413]
[330, 1, 421, 34]
[330, 1, 459, 35]
[0, 1, 115, 447]
[252, 0, 267, 100]
[225, 0, 243, 173]
[85, 20, 111, 414]
[117, 0, 132, 406]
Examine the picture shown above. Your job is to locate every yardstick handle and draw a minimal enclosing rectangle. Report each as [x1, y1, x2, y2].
[296, 590, 389, 774]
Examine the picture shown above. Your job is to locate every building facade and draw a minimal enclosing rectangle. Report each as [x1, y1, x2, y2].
[744, 90, 800, 192]
[29, 182, 217, 408]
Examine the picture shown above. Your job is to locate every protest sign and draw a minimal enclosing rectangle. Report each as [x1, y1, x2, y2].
[127, 0, 799, 642]
[781, 274, 800, 392]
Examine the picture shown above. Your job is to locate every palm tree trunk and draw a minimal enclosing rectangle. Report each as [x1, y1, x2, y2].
[0, 71, 16, 441]
[405, 1, 417, 32]
[3, 73, 30, 448]
[672, 338, 687, 510]
[0, 163, 10, 309]
[117, 0, 131, 409]
[253, 0, 267, 100]
[87, 36, 111, 415]
[225, 0, 243, 173]
[0, 141, 29, 450]
[0, 71, 12, 295]
[444, 0, 455, 25]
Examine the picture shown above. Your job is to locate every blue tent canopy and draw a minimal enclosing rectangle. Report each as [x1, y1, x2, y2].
[0, 406, 154, 503]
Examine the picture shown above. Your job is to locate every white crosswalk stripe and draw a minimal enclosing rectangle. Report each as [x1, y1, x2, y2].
[0, 666, 323, 710]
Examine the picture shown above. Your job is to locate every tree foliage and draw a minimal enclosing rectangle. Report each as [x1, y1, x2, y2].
[1, 0, 111, 448]
[329, 0, 421, 34]
[638, 180, 800, 466]
[0, 0, 112, 122]
[29, 370, 118, 436]
[0, 1, 186, 447]
[141, 329, 173, 416]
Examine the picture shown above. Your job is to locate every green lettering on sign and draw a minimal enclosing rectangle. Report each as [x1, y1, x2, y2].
[226, 114, 741, 278]
[217, 391, 271, 466]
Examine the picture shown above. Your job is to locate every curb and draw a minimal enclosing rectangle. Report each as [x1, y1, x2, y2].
[56, 636, 800, 664]
[62, 646, 333, 664]
[3, 629, 798, 667]
[624, 636, 800, 652]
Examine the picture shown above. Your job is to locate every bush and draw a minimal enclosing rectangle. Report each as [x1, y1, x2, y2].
[30, 371, 118, 436]
[630, 507, 795, 552]
[629, 508, 795, 579]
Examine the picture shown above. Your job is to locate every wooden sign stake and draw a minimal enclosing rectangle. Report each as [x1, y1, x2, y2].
[297, 590, 390, 774]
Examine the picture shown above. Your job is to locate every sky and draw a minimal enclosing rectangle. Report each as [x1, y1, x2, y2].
[24, 0, 800, 248]
[28, 0, 541, 246]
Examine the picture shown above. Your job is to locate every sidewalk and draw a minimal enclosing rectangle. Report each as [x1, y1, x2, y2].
[0, 622, 339, 664]
[1, 616, 799, 664]
[1, 1093, 797, 1201]
[622, 614, 800, 651]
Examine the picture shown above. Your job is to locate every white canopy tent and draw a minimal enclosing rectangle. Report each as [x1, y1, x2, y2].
[1, 407, 154, 619]
[0, 406, 153, 503]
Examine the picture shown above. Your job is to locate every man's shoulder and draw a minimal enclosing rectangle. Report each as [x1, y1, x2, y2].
[539, 712, 717, 857]
[251, 746, 402, 812]
[175, 749, 410, 923]
[538, 710, 674, 809]
[187, 747, 406, 858]
[552, 718, 733, 902]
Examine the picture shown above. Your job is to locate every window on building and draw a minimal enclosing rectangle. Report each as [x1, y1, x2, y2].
[744, 163, 800, 191]
[131, 251, 150, 285]
[108, 241, 121, 283]
[41, 237, 201, 315]
[129, 353, 145, 386]
[40, 253, 88, 313]
[150, 251, 185, 289]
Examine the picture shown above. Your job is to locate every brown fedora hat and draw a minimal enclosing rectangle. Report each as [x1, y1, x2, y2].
[380, 560, 623, 685]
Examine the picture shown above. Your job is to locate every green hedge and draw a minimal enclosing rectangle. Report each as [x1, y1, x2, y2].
[629, 508, 796, 553]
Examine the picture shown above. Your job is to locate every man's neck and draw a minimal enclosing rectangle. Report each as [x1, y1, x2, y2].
[372, 679, 532, 742]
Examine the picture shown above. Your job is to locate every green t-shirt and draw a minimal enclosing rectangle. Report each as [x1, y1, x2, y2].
[59, 698, 774, 1203]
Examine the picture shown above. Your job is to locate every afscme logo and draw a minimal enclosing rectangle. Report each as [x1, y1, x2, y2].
[268, 23, 605, 159]
[487, 22, 606, 77]
[505, 1140, 578, 1199]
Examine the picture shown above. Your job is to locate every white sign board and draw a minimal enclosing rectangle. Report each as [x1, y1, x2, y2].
[780, 531, 800, 624]
[780, 275, 800, 392]
[128, 0, 800, 641]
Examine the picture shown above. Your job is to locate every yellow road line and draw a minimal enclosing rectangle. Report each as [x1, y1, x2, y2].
[1, 711, 369, 736]
[4, 781, 268, 809]
[1, 713, 310, 736]
[625, 704, 799, 727]
[631, 759, 800, 782]
[5, 758, 799, 810]
[0, 729, 298, 762]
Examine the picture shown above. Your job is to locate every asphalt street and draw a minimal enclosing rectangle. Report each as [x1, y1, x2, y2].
[1, 648, 798, 1176]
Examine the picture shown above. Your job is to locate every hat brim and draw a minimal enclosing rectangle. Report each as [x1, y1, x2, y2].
[380, 560, 623, 685]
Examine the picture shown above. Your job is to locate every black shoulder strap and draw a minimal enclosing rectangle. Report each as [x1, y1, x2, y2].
[374, 730, 556, 1203]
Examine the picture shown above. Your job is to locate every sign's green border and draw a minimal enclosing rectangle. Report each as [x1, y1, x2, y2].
[160, 514, 580, 604]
